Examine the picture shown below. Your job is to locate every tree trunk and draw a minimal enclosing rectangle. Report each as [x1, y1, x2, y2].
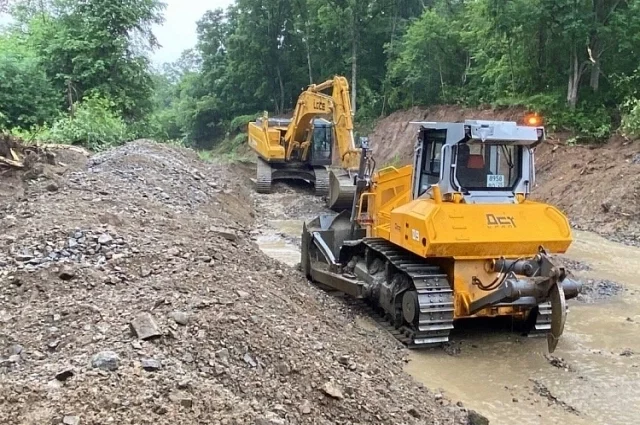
[305, 31, 313, 85]
[589, 60, 600, 92]
[380, 7, 398, 117]
[303, 11, 313, 85]
[67, 80, 75, 117]
[566, 45, 583, 109]
[351, 28, 357, 115]
[439, 61, 446, 100]
[276, 65, 285, 114]
[588, 40, 603, 92]
[537, 20, 545, 89]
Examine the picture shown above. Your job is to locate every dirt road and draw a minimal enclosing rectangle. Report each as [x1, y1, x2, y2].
[252, 181, 640, 425]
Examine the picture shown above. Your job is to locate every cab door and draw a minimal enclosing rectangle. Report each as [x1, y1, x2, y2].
[309, 123, 333, 166]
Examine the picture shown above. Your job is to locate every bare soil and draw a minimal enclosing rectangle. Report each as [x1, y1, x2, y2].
[0, 139, 471, 425]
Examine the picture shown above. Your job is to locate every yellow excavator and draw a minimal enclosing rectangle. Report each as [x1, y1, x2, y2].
[247, 76, 360, 210]
[301, 119, 582, 352]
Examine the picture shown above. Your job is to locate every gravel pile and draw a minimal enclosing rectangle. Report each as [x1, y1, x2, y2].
[0, 141, 473, 425]
[576, 278, 625, 302]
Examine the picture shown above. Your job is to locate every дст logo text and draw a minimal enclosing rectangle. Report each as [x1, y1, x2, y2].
[486, 213, 516, 227]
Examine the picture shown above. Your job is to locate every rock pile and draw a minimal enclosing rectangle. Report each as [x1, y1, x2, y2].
[0, 141, 471, 425]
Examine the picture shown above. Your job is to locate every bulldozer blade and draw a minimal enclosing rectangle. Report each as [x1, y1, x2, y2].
[547, 280, 567, 353]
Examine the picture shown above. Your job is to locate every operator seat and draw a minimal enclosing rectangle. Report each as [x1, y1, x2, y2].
[457, 144, 488, 188]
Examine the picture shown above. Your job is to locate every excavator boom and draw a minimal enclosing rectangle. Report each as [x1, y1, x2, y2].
[247, 75, 362, 211]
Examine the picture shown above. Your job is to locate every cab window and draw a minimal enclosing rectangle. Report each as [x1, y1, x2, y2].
[312, 126, 332, 160]
[418, 129, 445, 196]
[454, 143, 521, 191]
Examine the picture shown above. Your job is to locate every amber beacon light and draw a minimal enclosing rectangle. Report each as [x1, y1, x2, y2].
[524, 112, 543, 126]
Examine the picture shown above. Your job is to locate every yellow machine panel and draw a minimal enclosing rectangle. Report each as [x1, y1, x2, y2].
[386, 199, 571, 259]
[247, 118, 286, 161]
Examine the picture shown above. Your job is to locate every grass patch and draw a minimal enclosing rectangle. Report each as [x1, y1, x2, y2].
[197, 150, 214, 162]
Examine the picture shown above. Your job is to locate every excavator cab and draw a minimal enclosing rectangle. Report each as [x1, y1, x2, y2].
[413, 120, 543, 203]
[308, 118, 333, 167]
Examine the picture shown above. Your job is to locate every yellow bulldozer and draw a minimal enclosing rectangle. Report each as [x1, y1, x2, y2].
[301, 119, 581, 352]
[247, 76, 360, 210]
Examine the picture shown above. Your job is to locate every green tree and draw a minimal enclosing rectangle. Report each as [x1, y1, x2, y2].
[22, 0, 165, 121]
[0, 30, 60, 129]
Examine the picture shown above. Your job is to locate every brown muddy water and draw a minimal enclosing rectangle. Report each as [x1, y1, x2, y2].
[254, 220, 304, 267]
[256, 219, 640, 425]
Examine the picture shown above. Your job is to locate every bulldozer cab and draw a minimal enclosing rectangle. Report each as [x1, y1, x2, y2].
[308, 118, 333, 166]
[413, 120, 544, 203]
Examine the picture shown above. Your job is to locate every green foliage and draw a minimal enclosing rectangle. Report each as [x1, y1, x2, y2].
[0, 32, 61, 130]
[549, 106, 612, 143]
[382, 0, 640, 140]
[45, 95, 129, 150]
[197, 150, 214, 162]
[1, 0, 165, 136]
[621, 99, 640, 138]
[5, 0, 640, 148]
[27, 0, 165, 121]
[229, 114, 259, 133]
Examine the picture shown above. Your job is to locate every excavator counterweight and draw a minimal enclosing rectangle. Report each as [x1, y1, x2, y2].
[301, 119, 582, 353]
[247, 76, 360, 211]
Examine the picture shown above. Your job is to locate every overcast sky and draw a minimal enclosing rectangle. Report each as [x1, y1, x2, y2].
[151, 0, 234, 65]
[0, 1, 229, 65]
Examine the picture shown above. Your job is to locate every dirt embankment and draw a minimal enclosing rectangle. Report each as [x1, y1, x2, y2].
[0, 139, 472, 424]
[369, 106, 640, 246]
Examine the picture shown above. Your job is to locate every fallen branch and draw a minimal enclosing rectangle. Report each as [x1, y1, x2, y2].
[0, 155, 24, 168]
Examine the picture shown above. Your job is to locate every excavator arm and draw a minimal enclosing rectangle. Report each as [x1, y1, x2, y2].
[283, 76, 360, 170]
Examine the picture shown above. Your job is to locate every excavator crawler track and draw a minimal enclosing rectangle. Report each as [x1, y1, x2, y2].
[256, 158, 272, 194]
[313, 167, 329, 197]
[362, 238, 455, 348]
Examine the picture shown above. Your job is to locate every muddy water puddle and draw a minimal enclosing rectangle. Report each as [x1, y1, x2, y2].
[253, 220, 305, 267]
[407, 230, 640, 425]
[255, 217, 640, 425]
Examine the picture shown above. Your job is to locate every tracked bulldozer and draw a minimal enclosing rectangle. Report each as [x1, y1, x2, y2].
[247, 76, 360, 211]
[301, 119, 581, 352]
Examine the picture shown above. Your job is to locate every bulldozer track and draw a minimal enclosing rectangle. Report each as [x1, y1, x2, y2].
[362, 238, 455, 348]
[313, 166, 329, 197]
[256, 158, 272, 194]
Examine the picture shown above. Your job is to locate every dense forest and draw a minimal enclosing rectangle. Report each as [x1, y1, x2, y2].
[2, 0, 640, 150]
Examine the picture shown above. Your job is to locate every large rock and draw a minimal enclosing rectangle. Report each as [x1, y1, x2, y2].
[209, 226, 238, 241]
[91, 351, 120, 371]
[141, 358, 162, 371]
[169, 310, 190, 326]
[467, 410, 490, 425]
[62, 416, 80, 425]
[58, 265, 76, 280]
[98, 233, 113, 245]
[130, 313, 162, 340]
[321, 381, 344, 399]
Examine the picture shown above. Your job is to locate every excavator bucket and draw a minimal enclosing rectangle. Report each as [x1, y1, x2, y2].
[327, 169, 357, 211]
